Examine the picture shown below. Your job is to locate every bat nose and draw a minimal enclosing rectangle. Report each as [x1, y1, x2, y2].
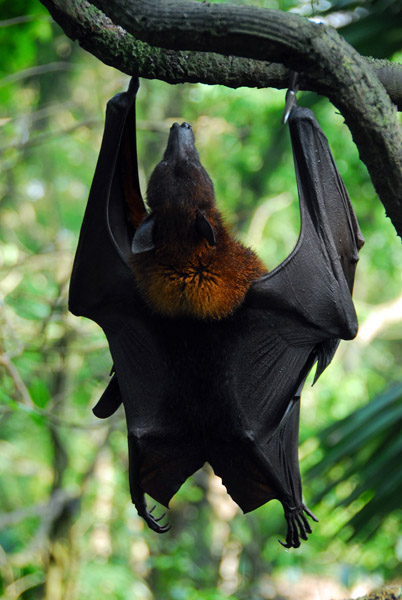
[170, 122, 192, 130]
[165, 121, 197, 161]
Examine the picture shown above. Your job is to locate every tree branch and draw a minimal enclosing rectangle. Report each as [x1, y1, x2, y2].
[39, 0, 292, 88]
[39, 0, 402, 106]
[0, 347, 35, 409]
[39, 0, 402, 237]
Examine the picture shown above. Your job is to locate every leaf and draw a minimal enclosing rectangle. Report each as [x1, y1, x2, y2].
[29, 378, 51, 409]
[307, 385, 402, 539]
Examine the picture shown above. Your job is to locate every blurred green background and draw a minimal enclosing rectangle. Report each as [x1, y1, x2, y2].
[0, 1, 401, 599]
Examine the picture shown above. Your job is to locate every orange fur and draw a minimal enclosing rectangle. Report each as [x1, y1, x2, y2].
[131, 209, 266, 320]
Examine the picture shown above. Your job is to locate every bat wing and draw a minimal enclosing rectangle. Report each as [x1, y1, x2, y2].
[69, 77, 146, 326]
[248, 104, 364, 376]
[69, 77, 151, 418]
[208, 105, 364, 547]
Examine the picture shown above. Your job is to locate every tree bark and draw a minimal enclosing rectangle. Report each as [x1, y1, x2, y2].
[40, 0, 402, 237]
[39, 0, 402, 106]
[345, 587, 401, 600]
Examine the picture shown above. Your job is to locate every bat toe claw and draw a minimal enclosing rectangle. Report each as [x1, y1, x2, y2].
[154, 512, 166, 522]
[139, 505, 171, 533]
[148, 514, 170, 533]
[281, 504, 317, 548]
[303, 504, 319, 522]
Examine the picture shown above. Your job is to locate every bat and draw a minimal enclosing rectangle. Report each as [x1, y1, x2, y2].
[69, 78, 364, 548]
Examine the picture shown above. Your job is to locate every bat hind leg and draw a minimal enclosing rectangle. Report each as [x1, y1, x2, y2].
[279, 504, 318, 549]
[128, 436, 171, 534]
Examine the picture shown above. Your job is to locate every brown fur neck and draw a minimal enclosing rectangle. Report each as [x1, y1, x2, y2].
[131, 207, 266, 320]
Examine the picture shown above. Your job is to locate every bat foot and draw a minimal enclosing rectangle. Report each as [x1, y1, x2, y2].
[137, 503, 171, 534]
[279, 504, 318, 549]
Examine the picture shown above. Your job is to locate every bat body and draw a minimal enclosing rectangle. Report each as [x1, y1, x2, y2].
[69, 79, 364, 548]
[131, 121, 266, 320]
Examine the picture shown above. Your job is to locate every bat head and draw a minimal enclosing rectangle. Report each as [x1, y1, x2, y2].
[142, 122, 218, 249]
[147, 122, 216, 214]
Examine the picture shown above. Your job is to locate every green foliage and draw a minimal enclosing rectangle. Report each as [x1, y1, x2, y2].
[0, 2, 401, 600]
[306, 385, 402, 540]
[319, 0, 402, 59]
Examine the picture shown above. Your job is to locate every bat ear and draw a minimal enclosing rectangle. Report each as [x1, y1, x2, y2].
[195, 210, 216, 246]
[131, 214, 155, 254]
[92, 374, 122, 418]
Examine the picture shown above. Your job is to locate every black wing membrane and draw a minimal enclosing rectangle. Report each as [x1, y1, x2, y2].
[69, 77, 146, 325]
[216, 105, 364, 547]
[69, 77, 148, 421]
[248, 105, 364, 373]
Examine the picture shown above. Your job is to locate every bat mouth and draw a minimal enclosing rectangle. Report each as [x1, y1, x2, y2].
[163, 122, 199, 162]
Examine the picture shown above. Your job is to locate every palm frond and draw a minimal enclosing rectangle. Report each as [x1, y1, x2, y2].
[305, 384, 402, 539]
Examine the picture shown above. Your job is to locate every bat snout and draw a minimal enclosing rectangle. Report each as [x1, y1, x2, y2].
[171, 122, 192, 131]
[164, 121, 198, 162]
